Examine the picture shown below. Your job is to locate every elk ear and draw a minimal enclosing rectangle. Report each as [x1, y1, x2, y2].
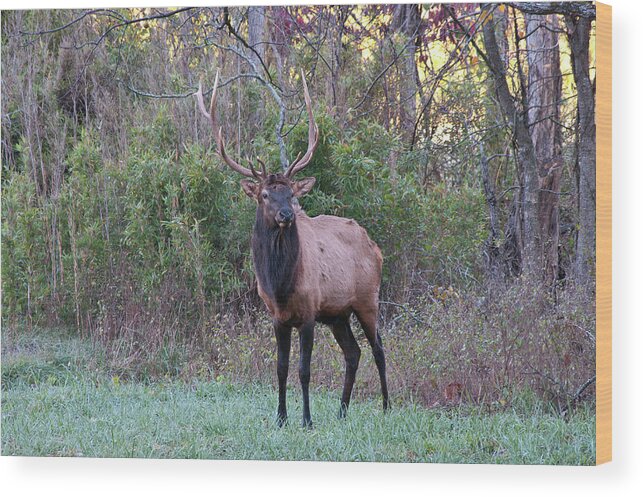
[240, 180, 259, 200]
[292, 177, 316, 197]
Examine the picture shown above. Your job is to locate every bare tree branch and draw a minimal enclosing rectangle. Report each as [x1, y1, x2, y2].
[23, 8, 196, 108]
[508, 2, 596, 19]
[204, 39, 289, 168]
[411, 5, 496, 149]
[19, 9, 124, 36]
[120, 81, 197, 99]
[222, 7, 276, 88]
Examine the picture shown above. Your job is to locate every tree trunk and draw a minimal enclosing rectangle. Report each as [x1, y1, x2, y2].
[566, 14, 596, 284]
[329, 6, 351, 113]
[247, 6, 266, 130]
[247, 6, 266, 68]
[67, 206, 81, 334]
[481, 9, 541, 279]
[479, 146, 503, 276]
[392, 4, 421, 144]
[526, 13, 563, 285]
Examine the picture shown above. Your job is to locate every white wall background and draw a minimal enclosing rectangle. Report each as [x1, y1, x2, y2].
[0, 1, 640, 495]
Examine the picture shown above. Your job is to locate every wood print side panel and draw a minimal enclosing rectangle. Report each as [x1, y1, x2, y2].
[596, 1, 612, 465]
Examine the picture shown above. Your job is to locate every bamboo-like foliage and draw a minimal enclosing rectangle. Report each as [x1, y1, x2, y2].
[2, 5, 594, 332]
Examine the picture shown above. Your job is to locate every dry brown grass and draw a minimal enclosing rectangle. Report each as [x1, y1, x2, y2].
[88, 277, 595, 413]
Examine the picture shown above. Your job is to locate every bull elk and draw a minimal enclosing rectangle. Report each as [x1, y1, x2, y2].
[196, 70, 389, 427]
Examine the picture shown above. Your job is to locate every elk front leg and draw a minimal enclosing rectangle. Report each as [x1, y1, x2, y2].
[274, 321, 292, 427]
[298, 321, 315, 428]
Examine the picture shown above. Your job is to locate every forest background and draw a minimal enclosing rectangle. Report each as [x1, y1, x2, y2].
[1, 3, 597, 414]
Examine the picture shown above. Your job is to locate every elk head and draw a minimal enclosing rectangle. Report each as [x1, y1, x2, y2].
[195, 70, 320, 229]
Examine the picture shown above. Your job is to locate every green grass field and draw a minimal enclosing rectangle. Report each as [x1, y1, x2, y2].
[1, 329, 595, 464]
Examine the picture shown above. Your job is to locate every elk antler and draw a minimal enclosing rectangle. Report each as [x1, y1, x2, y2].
[195, 71, 262, 179]
[285, 70, 320, 178]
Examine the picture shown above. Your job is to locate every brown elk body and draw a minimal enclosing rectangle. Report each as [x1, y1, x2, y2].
[196, 71, 389, 427]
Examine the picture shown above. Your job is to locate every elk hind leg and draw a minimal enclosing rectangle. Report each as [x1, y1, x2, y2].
[330, 317, 361, 418]
[355, 307, 389, 411]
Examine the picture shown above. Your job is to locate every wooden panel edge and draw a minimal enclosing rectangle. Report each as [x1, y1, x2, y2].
[595, 1, 612, 466]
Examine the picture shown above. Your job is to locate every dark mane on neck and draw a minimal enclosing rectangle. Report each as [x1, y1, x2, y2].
[252, 209, 300, 308]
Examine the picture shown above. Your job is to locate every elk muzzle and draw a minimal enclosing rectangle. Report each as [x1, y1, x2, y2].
[276, 207, 295, 228]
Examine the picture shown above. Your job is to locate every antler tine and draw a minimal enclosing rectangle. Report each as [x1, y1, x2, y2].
[256, 158, 268, 178]
[195, 81, 212, 121]
[247, 155, 270, 180]
[249, 163, 262, 180]
[285, 70, 320, 178]
[195, 71, 255, 178]
[289, 152, 302, 170]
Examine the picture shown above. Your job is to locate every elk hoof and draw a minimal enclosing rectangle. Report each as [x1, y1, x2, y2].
[277, 414, 288, 428]
[302, 418, 314, 429]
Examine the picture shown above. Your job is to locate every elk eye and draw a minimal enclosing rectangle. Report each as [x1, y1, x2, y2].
[262, 192, 268, 200]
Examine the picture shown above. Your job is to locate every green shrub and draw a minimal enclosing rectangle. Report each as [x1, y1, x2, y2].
[2, 171, 49, 321]
[296, 118, 487, 295]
